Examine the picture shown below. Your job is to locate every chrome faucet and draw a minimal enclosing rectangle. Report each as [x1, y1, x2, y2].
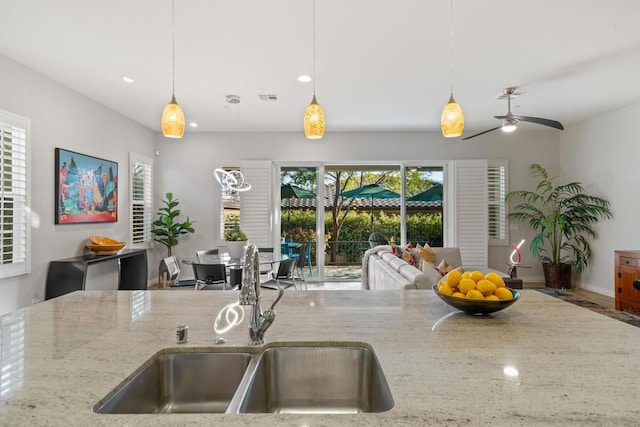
[239, 244, 284, 345]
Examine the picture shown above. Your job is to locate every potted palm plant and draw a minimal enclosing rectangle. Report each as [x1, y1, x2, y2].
[224, 223, 248, 259]
[151, 192, 196, 257]
[505, 164, 612, 288]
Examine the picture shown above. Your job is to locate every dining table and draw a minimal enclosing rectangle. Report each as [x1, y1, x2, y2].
[182, 251, 286, 288]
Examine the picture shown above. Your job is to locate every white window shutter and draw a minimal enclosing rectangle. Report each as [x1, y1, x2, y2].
[0, 111, 30, 279]
[129, 153, 153, 247]
[239, 161, 273, 248]
[453, 159, 488, 268]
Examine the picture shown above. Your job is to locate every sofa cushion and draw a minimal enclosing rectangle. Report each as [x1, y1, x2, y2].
[432, 248, 462, 269]
[386, 254, 409, 272]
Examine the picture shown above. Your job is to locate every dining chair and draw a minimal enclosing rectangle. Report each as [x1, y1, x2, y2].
[191, 263, 228, 290]
[302, 240, 313, 275]
[261, 258, 298, 290]
[368, 232, 390, 248]
[196, 249, 219, 263]
[257, 247, 275, 277]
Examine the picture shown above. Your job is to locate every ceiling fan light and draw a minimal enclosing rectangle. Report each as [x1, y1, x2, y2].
[501, 119, 517, 133]
[161, 95, 185, 138]
[441, 94, 465, 138]
[304, 95, 325, 139]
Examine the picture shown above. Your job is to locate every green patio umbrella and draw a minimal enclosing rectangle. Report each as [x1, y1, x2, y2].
[337, 183, 400, 232]
[407, 184, 443, 201]
[281, 184, 316, 227]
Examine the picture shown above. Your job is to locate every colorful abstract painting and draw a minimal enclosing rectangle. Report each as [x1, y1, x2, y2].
[55, 148, 118, 224]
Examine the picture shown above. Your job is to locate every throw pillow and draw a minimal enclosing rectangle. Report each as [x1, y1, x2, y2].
[420, 261, 443, 285]
[436, 258, 453, 275]
[416, 243, 436, 265]
[391, 243, 415, 266]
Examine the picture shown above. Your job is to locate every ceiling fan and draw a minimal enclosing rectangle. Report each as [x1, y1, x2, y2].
[462, 87, 564, 140]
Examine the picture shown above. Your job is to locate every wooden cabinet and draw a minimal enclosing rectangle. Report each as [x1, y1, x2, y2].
[615, 250, 640, 312]
[45, 249, 148, 300]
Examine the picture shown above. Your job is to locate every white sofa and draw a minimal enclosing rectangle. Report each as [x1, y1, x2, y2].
[361, 245, 505, 290]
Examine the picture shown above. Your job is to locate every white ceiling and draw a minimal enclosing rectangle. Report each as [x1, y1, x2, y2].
[2, 0, 640, 137]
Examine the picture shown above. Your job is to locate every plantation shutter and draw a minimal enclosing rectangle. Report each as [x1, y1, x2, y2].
[488, 161, 507, 243]
[453, 159, 488, 268]
[130, 153, 153, 246]
[0, 111, 30, 279]
[239, 160, 273, 248]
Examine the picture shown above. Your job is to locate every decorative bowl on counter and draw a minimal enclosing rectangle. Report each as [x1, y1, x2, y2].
[432, 284, 520, 315]
[86, 236, 126, 254]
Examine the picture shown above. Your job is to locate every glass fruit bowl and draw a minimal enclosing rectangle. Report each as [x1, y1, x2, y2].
[432, 284, 520, 315]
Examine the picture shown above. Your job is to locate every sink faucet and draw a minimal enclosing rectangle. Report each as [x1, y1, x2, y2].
[239, 244, 284, 345]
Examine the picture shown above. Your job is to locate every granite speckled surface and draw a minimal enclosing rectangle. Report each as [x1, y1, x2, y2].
[1, 289, 639, 426]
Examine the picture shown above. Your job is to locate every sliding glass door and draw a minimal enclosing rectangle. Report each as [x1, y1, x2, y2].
[276, 162, 446, 281]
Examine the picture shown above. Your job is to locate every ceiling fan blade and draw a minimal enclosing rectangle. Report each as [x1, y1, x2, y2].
[514, 115, 564, 130]
[461, 126, 501, 141]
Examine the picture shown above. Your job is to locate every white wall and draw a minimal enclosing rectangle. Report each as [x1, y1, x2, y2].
[0, 55, 156, 315]
[153, 129, 560, 281]
[559, 101, 640, 297]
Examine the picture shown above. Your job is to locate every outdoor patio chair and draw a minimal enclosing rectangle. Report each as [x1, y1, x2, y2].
[192, 263, 228, 290]
[368, 232, 389, 248]
[261, 258, 299, 290]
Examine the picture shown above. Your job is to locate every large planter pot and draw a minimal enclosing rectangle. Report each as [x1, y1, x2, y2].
[542, 263, 572, 288]
[226, 240, 247, 259]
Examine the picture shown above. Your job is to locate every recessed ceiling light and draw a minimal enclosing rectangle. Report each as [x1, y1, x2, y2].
[120, 75, 135, 84]
[189, 122, 198, 128]
[297, 74, 312, 83]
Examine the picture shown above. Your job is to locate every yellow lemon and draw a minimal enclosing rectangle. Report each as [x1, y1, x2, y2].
[458, 278, 476, 294]
[438, 283, 454, 296]
[452, 292, 466, 299]
[466, 289, 484, 300]
[462, 271, 472, 279]
[494, 287, 514, 300]
[485, 295, 499, 301]
[476, 279, 497, 296]
[470, 270, 485, 283]
[485, 272, 506, 288]
[446, 269, 462, 287]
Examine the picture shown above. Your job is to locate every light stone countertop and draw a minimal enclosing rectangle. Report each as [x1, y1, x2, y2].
[1, 289, 639, 426]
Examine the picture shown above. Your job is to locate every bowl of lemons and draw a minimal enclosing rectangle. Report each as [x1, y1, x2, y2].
[432, 270, 520, 315]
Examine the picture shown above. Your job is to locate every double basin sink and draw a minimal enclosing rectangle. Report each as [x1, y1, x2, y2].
[94, 342, 394, 414]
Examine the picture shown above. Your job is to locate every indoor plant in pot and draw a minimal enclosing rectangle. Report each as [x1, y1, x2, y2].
[505, 164, 612, 288]
[151, 192, 196, 257]
[224, 223, 248, 259]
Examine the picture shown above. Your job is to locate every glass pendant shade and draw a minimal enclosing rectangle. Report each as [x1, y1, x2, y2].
[304, 95, 325, 139]
[161, 94, 185, 138]
[501, 118, 517, 133]
[440, 94, 465, 138]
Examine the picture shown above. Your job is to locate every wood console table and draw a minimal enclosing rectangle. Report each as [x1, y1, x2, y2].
[45, 249, 148, 300]
[614, 250, 640, 312]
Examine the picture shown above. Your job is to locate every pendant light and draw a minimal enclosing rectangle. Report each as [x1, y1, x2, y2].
[161, 0, 185, 138]
[440, 0, 464, 138]
[303, 0, 325, 139]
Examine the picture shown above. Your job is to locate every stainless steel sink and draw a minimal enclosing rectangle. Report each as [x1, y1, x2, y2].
[94, 352, 252, 414]
[94, 343, 394, 415]
[232, 345, 394, 414]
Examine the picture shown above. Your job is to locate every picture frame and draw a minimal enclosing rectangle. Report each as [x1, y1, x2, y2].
[55, 148, 118, 224]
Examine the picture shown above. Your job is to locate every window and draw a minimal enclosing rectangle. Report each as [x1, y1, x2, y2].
[0, 111, 30, 279]
[488, 160, 508, 244]
[130, 153, 153, 246]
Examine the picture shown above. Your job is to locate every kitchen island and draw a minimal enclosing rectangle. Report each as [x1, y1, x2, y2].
[1, 289, 639, 426]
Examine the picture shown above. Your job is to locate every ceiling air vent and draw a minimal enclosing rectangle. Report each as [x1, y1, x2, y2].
[258, 94, 278, 101]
